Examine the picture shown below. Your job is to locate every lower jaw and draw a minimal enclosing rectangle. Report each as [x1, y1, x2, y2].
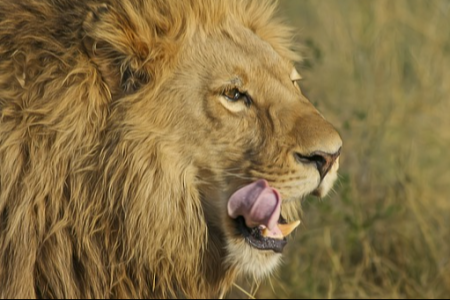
[225, 239, 283, 280]
[235, 217, 288, 254]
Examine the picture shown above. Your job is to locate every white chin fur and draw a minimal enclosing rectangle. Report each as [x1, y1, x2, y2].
[225, 238, 282, 279]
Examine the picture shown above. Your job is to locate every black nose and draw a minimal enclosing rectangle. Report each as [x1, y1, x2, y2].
[294, 148, 341, 179]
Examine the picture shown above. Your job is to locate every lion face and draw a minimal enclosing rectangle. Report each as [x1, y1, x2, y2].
[159, 25, 342, 278]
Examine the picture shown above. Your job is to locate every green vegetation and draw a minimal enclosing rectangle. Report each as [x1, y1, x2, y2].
[249, 1, 450, 298]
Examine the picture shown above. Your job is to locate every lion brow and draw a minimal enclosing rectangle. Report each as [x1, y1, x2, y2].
[229, 77, 243, 87]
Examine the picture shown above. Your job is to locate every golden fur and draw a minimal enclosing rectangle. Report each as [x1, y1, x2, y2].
[0, 0, 342, 298]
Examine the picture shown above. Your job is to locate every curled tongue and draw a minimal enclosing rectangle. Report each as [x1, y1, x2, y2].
[227, 179, 300, 240]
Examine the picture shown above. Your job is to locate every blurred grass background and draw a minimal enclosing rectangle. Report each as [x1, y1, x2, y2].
[237, 0, 450, 298]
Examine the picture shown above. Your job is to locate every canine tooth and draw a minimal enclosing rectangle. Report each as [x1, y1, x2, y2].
[261, 228, 284, 240]
[279, 221, 301, 237]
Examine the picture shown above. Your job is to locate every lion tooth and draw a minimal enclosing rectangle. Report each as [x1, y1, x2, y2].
[261, 228, 284, 240]
[261, 221, 301, 240]
[279, 221, 301, 237]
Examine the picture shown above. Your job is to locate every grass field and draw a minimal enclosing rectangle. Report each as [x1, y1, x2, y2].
[236, 1, 450, 298]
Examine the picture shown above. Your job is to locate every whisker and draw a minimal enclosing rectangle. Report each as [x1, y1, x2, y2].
[233, 283, 256, 299]
[221, 172, 255, 181]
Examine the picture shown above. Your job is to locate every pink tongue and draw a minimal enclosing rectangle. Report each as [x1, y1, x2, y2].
[227, 179, 281, 232]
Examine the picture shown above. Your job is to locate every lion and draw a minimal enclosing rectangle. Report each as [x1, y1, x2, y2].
[0, 0, 342, 298]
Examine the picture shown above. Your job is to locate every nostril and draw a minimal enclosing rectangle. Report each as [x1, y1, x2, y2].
[294, 153, 326, 170]
[294, 149, 340, 179]
[310, 155, 327, 172]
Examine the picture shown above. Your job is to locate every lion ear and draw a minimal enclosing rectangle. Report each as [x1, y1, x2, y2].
[82, 4, 151, 95]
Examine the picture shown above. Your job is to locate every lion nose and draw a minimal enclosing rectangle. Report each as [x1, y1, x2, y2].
[294, 148, 341, 179]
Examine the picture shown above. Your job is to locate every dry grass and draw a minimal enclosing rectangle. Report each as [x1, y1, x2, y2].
[234, 0, 450, 298]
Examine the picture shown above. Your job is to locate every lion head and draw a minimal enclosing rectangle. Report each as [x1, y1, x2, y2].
[0, 0, 341, 298]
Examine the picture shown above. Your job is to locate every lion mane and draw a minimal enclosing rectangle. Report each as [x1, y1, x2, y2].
[0, 0, 342, 298]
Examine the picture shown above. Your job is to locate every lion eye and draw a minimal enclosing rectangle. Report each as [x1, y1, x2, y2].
[223, 88, 252, 107]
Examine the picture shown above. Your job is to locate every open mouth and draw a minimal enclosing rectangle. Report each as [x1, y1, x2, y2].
[235, 216, 289, 253]
[228, 180, 301, 253]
